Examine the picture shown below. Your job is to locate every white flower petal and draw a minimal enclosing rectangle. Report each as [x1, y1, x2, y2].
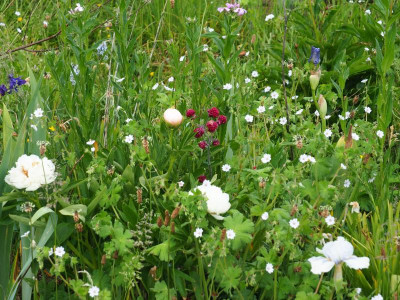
[344, 256, 370, 270]
[308, 256, 335, 274]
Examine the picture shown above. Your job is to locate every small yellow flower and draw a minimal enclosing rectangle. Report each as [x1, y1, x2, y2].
[107, 34, 111, 38]
[106, 27, 110, 31]
[17, 17, 22, 22]
[360, 155, 364, 159]
[150, 72, 154, 77]
[97, 3, 102, 7]
[49, 126, 55, 131]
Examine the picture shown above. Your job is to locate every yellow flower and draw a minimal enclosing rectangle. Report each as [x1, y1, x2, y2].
[49, 126, 56, 132]
[360, 155, 364, 159]
[107, 34, 111, 38]
[97, 3, 102, 7]
[17, 17, 22, 22]
[106, 27, 110, 31]
[150, 72, 154, 77]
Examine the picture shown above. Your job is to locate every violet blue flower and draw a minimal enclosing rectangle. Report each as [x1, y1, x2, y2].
[308, 46, 320, 65]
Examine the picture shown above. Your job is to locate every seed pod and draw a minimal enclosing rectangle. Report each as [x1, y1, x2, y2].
[350, 111, 355, 119]
[101, 254, 107, 265]
[75, 223, 83, 232]
[112, 250, 119, 260]
[171, 222, 175, 233]
[142, 137, 150, 154]
[353, 95, 359, 105]
[290, 205, 298, 216]
[296, 139, 303, 149]
[293, 266, 302, 273]
[137, 188, 143, 204]
[149, 266, 157, 279]
[381, 247, 386, 259]
[164, 210, 170, 227]
[170, 0, 174, 9]
[171, 206, 180, 219]
[259, 180, 266, 189]
[362, 154, 371, 164]
[239, 50, 247, 57]
[157, 216, 163, 228]
[73, 211, 80, 223]
[220, 229, 226, 242]
[287, 63, 293, 70]
[40, 143, 47, 156]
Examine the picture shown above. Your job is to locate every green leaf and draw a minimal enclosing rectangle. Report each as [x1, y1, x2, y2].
[30, 207, 54, 225]
[151, 281, 176, 300]
[223, 211, 254, 250]
[215, 266, 241, 292]
[59, 204, 87, 222]
[148, 240, 176, 262]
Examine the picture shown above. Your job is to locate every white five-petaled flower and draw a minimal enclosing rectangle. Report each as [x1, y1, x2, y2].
[222, 164, 231, 172]
[364, 106, 371, 114]
[251, 71, 259, 78]
[314, 110, 320, 117]
[245, 78, 251, 84]
[124, 135, 134, 143]
[152, 83, 159, 90]
[15, 11, 21, 16]
[299, 154, 316, 164]
[88, 286, 100, 298]
[376, 130, 384, 139]
[87, 139, 95, 145]
[245, 115, 254, 123]
[226, 229, 235, 239]
[344, 179, 351, 188]
[361, 79, 368, 84]
[265, 14, 275, 21]
[325, 215, 335, 226]
[371, 294, 383, 300]
[279, 117, 287, 125]
[257, 106, 266, 114]
[33, 108, 44, 118]
[271, 91, 279, 99]
[265, 263, 274, 273]
[178, 181, 184, 188]
[289, 218, 300, 229]
[264, 86, 271, 93]
[54, 246, 66, 258]
[340, 163, 347, 170]
[223, 83, 232, 90]
[324, 129, 332, 138]
[308, 237, 370, 275]
[261, 212, 269, 220]
[168, 76, 174, 82]
[365, 9, 371, 15]
[21, 231, 30, 238]
[194, 228, 203, 238]
[261, 154, 271, 164]
[351, 133, 360, 141]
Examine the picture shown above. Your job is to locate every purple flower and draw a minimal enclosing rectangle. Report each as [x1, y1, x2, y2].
[235, 8, 247, 16]
[308, 46, 320, 65]
[8, 75, 26, 93]
[0, 85, 7, 96]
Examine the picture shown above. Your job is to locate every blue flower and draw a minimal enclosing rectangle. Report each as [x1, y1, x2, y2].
[8, 74, 26, 93]
[0, 84, 7, 96]
[308, 46, 320, 65]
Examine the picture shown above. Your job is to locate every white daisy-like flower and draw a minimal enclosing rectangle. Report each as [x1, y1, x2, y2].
[325, 215, 335, 226]
[257, 106, 266, 114]
[365, 9, 371, 15]
[179, 55, 185, 62]
[30, 125, 38, 131]
[202, 44, 209, 52]
[361, 79, 368, 84]
[21, 231, 30, 238]
[279, 117, 287, 125]
[222, 164, 231, 172]
[351, 133, 360, 141]
[245, 78, 251, 84]
[88, 286, 100, 298]
[314, 110, 320, 117]
[264, 86, 271, 93]
[152, 83, 159, 90]
[54, 246, 65, 258]
[178, 181, 184, 187]
[87, 140, 96, 145]
[168, 76, 174, 82]
[124, 135, 134, 143]
[271, 91, 279, 99]
[194, 228, 203, 238]
[261, 153, 271, 164]
[226, 229, 235, 240]
[223, 83, 232, 90]
[265, 263, 274, 273]
[295, 109, 303, 115]
[261, 212, 269, 220]
[364, 106, 371, 114]
[265, 14, 275, 21]
[251, 71, 259, 78]
[289, 218, 300, 229]
[371, 294, 383, 300]
[376, 130, 384, 139]
[245, 115, 254, 123]
[324, 129, 332, 138]
[15, 11, 21, 16]
[344, 179, 351, 188]
[308, 236, 370, 275]
[340, 163, 347, 170]
[33, 108, 44, 118]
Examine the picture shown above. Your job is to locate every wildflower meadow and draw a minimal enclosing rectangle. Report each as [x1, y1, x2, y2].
[0, 0, 399, 299]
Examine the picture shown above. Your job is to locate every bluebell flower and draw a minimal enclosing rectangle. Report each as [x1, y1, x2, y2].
[0, 84, 7, 96]
[308, 46, 320, 65]
[8, 74, 26, 93]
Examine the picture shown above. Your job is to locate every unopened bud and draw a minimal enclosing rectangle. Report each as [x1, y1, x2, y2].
[220, 229, 226, 242]
[73, 211, 80, 223]
[157, 216, 163, 228]
[164, 210, 170, 226]
[171, 206, 180, 219]
[171, 222, 175, 233]
[309, 69, 321, 91]
[137, 188, 142, 204]
[318, 94, 327, 118]
[101, 254, 107, 265]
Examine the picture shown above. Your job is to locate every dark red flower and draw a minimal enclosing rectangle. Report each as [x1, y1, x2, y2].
[252, 166, 257, 170]
[206, 120, 218, 133]
[207, 107, 219, 118]
[198, 141, 207, 149]
[212, 139, 220, 146]
[198, 175, 207, 183]
[194, 126, 205, 138]
[217, 115, 227, 125]
[186, 109, 196, 118]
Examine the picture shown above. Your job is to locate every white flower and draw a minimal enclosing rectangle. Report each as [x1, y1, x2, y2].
[192, 183, 230, 220]
[271, 91, 279, 99]
[30, 125, 38, 132]
[223, 83, 232, 90]
[179, 55, 185, 62]
[355, 287, 362, 295]
[314, 110, 320, 117]
[202, 44, 209, 52]
[365, 9, 371, 15]
[325, 115, 331, 120]
[87, 139, 95, 145]
[245, 115, 254, 123]
[325, 215, 335, 226]
[261, 154, 271, 164]
[351, 132, 360, 141]
[0, 23, 5, 27]
[279, 117, 287, 125]
[17, 28, 22, 33]
[381, 31, 385, 37]
[245, 78, 251, 84]
[152, 83, 159, 90]
[15, 11, 21, 16]
[226, 229, 235, 240]
[43, 21, 48, 27]
[33, 108, 44, 118]
[349, 202, 360, 213]
[265, 14, 275, 21]
[21, 231, 30, 238]
[261, 212, 269, 220]
[124, 135, 134, 143]
[338, 115, 345, 120]
[5, 154, 57, 191]
[345, 111, 351, 119]
[344, 179, 351, 188]
[340, 163, 347, 170]
[308, 237, 370, 275]
[295, 109, 303, 115]
[162, 84, 175, 92]
[257, 106, 266, 114]
[368, 176, 376, 183]
[265, 263, 274, 273]
[366, 57, 371, 62]
[364, 106, 371, 114]
[371, 294, 383, 300]
[251, 71, 259, 78]
[324, 129, 332, 138]
[377, 20, 383, 25]
[163, 108, 183, 127]
[376, 130, 384, 139]
[178, 181, 184, 187]
[168, 76, 174, 82]
[194, 228, 203, 238]
[268, 105, 274, 110]
[125, 118, 132, 123]
[299, 154, 316, 164]
[91, 147, 95, 152]
[48, 248, 54, 256]
[289, 218, 300, 229]
[88, 286, 100, 298]
[264, 86, 271, 93]
[361, 79, 368, 84]
[54, 246, 66, 258]
[222, 164, 231, 172]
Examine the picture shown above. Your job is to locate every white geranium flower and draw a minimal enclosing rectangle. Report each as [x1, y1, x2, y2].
[289, 218, 300, 229]
[314, 110, 320, 117]
[222, 164, 231, 172]
[266, 263, 274, 273]
[54, 246, 66, 258]
[194, 228, 203, 238]
[178, 181, 184, 188]
[371, 294, 383, 300]
[295, 109, 303, 115]
[308, 237, 370, 275]
[152, 83, 159, 90]
[223, 83, 232, 90]
[376, 130, 384, 139]
[344, 179, 351, 188]
[257, 106, 266, 114]
[88, 286, 100, 298]
[352, 133, 360, 141]
[324, 129, 332, 138]
[124, 135, 134, 143]
[261, 154, 271, 164]
[251, 71, 259, 78]
[245, 115, 254, 123]
[279, 117, 287, 125]
[261, 212, 269, 220]
[264, 86, 271, 93]
[168, 76, 174, 82]
[265, 14, 274, 21]
[245, 78, 251, 84]
[202, 44, 209, 52]
[192, 182, 230, 220]
[325, 215, 335, 226]
[5, 154, 57, 191]
[340, 163, 347, 170]
[364, 106, 371, 114]
[271, 91, 279, 99]
[33, 108, 44, 118]
[226, 229, 235, 239]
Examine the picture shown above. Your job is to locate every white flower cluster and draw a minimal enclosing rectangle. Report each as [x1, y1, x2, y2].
[5, 154, 57, 191]
[192, 181, 230, 220]
[299, 154, 316, 164]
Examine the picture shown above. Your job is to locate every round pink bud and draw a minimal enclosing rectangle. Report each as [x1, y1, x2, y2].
[198, 175, 207, 183]
[207, 107, 219, 118]
[217, 115, 227, 125]
[198, 141, 207, 149]
[212, 139, 220, 146]
[206, 120, 218, 133]
[186, 109, 196, 118]
[194, 126, 205, 138]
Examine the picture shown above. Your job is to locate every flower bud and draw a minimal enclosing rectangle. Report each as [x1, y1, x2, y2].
[309, 69, 321, 91]
[206, 120, 218, 133]
[164, 210, 170, 226]
[336, 136, 346, 148]
[318, 94, 327, 118]
[171, 206, 180, 219]
[163, 108, 183, 127]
